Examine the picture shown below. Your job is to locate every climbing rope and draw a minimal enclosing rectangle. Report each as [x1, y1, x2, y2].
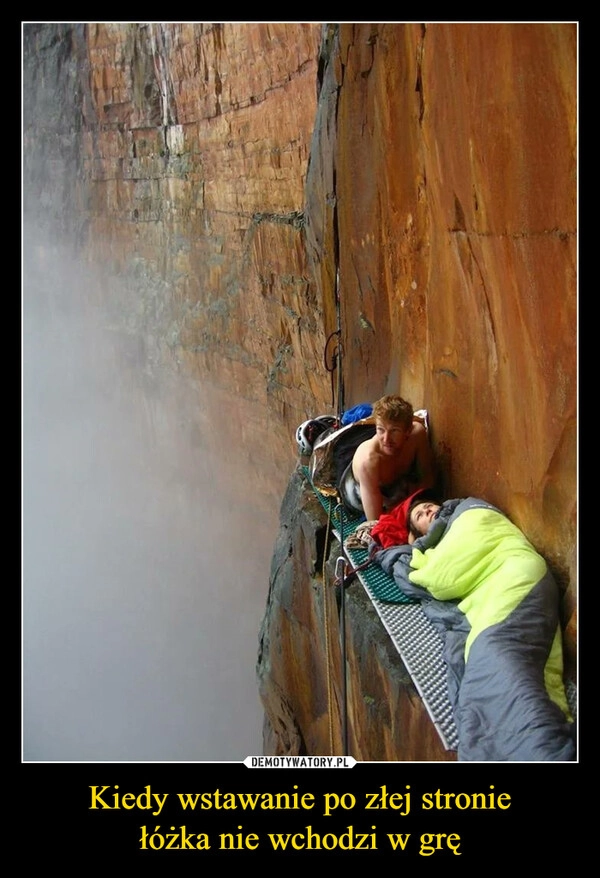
[333, 265, 350, 755]
[337, 506, 349, 756]
[321, 495, 338, 756]
[318, 263, 351, 755]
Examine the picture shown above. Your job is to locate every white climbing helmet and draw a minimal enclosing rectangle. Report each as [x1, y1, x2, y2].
[295, 416, 338, 455]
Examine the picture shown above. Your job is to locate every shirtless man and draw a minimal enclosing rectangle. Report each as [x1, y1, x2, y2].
[349, 395, 436, 521]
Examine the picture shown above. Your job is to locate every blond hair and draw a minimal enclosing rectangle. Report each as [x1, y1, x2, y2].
[372, 394, 414, 429]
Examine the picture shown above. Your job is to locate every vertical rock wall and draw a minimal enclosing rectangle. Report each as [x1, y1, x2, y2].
[270, 22, 577, 756]
[305, 22, 577, 650]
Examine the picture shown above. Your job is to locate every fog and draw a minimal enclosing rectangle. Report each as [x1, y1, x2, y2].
[22, 227, 278, 761]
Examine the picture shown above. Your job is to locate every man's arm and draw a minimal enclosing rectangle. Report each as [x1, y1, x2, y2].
[353, 454, 384, 521]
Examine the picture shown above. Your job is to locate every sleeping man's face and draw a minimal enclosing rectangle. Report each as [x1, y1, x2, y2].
[409, 501, 441, 536]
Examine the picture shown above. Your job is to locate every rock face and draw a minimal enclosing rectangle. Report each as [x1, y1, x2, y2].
[23, 23, 577, 760]
[270, 23, 576, 758]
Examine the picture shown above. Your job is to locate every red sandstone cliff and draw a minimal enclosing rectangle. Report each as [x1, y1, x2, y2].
[23, 22, 577, 761]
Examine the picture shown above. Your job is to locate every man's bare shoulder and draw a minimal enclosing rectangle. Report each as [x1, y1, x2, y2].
[352, 435, 380, 473]
[410, 420, 428, 442]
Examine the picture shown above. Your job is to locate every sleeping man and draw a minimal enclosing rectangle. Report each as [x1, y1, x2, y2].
[368, 490, 576, 761]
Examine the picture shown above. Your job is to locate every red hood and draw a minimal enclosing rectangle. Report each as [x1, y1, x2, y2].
[370, 488, 428, 549]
